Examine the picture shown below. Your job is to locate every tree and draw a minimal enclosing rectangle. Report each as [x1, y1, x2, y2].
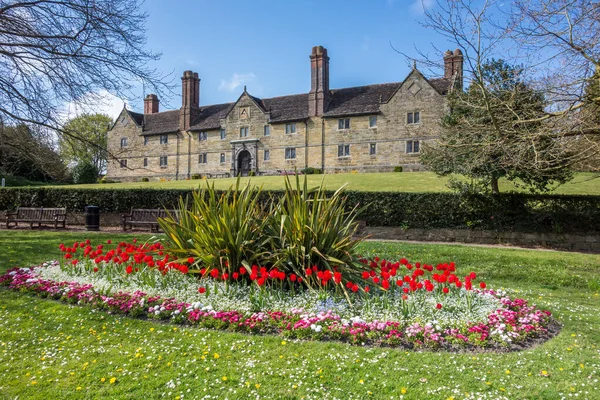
[0, 124, 69, 182]
[416, 0, 600, 193]
[422, 59, 573, 193]
[0, 0, 171, 144]
[60, 114, 112, 172]
[72, 161, 99, 184]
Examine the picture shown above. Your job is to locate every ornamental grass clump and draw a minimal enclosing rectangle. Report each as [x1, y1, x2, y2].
[157, 180, 270, 276]
[267, 174, 366, 292]
[157, 175, 368, 295]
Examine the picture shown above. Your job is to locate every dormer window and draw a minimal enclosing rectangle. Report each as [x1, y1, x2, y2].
[198, 132, 207, 141]
[160, 134, 169, 144]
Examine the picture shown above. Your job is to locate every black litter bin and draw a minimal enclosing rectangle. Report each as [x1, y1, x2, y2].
[84, 205, 100, 231]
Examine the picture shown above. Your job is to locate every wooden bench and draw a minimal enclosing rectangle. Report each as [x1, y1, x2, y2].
[5, 207, 67, 229]
[121, 208, 179, 232]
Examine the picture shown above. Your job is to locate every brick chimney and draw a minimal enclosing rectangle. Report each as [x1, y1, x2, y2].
[308, 46, 331, 117]
[144, 94, 159, 114]
[180, 70, 200, 131]
[443, 49, 463, 89]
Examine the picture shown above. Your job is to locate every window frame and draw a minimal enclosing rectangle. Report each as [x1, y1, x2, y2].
[285, 123, 296, 135]
[119, 159, 127, 168]
[198, 153, 208, 164]
[406, 140, 420, 154]
[143, 157, 148, 167]
[338, 118, 350, 130]
[240, 127, 249, 138]
[369, 143, 377, 155]
[144, 136, 149, 146]
[285, 147, 296, 160]
[220, 129, 226, 140]
[337, 144, 351, 158]
[264, 125, 270, 136]
[220, 153, 225, 164]
[160, 134, 169, 144]
[120, 137, 128, 148]
[264, 149, 270, 161]
[198, 131, 208, 141]
[369, 115, 377, 128]
[407, 111, 421, 125]
[159, 155, 168, 167]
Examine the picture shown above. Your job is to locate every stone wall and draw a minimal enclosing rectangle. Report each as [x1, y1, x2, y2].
[106, 70, 447, 181]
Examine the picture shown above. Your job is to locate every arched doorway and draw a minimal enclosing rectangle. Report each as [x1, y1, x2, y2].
[237, 150, 252, 176]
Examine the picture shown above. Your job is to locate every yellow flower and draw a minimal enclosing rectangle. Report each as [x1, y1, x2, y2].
[222, 376, 227, 381]
[281, 341, 287, 345]
[359, 379, 364, 384]
[101, 377, 106, 383]
[401, 387, 407, 394]
[505, 369, 510, 375]
[255, 383, 261, 389]
[76, 387, 82, 391]
[31, 381, 37, 385]
[213, 353, 220, 359]
[109, 377, 117, 384]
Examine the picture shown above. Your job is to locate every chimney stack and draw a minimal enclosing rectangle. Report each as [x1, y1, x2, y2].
[144, 94, 159, 114]
[308, 45, 331, 117]
[180, 70, 200, 131]
[443, 49, 463, 89]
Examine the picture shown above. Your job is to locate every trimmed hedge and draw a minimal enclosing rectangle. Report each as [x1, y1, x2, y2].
[0, 187, 599, 234]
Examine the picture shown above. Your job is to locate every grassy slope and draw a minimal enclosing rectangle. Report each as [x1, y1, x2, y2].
[31, 171, 600, 195]
[0, 231, 599, 399]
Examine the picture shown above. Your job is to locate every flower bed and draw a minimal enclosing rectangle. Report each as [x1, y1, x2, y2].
[0, 238, 557, 351]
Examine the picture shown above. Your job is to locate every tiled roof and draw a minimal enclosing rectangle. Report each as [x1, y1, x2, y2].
[190, 103, 234, 131]
[261, 93, 309, 122]
[126, 109, 144, 126]
[429, 77, 453, 95]
[324, 83, 399, 117]
[132, 75, 453, 134]
[141, 110, 180, 135]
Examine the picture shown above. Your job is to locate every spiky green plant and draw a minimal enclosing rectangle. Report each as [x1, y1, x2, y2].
[267, 174, 367, 292]
[157, 179, 270, 275]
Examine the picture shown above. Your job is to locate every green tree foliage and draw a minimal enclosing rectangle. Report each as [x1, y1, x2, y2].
[0, 124, 68, 183]
[72, 161, 99, 184]
[422, 59, 573, 194]
[60, 114, 111, 172]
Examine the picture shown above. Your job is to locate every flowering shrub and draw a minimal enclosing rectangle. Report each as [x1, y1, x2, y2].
[0, 238, 555, 350]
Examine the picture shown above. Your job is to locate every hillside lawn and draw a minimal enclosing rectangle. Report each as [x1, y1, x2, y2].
[46, 171, 600, 195]
[0, 231, 599, 399]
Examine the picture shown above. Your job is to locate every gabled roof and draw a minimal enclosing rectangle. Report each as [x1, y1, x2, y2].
[190, 103, 233, 131]
[125, 109, 144, 126]
[119, 69, 453, 134]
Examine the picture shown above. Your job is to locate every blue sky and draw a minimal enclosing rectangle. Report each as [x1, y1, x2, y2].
[100, 0, 456, 116]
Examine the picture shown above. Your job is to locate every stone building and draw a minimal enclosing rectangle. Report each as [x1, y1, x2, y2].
[106, 46, 463, 180]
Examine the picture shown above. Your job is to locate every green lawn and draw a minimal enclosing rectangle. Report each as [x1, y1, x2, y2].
[0, 231, 599, 399]
[36, 171, 600, 195]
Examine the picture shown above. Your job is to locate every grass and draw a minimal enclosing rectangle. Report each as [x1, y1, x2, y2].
[0, 231, 599, 399]
[26, 171, 600, 195]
